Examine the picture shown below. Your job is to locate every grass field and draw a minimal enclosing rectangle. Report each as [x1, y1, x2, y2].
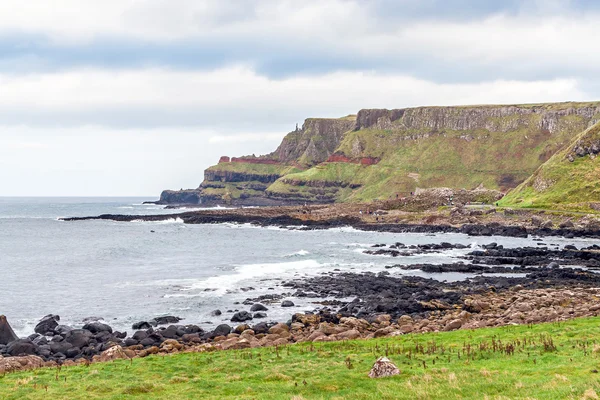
[4, 317, 600, 399]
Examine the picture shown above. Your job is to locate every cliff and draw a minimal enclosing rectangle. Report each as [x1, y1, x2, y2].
[156, 101, 600, 206]
[500, 120, 600, 211]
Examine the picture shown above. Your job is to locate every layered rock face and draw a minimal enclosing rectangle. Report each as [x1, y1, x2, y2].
[156, 102, 600, 206]
[269, 117, 356, 165]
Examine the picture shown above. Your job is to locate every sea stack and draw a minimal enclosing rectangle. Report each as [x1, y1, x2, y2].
[0, 315, 18, 345]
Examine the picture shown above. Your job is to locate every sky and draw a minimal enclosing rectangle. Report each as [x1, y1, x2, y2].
[1, 0, 599, 196]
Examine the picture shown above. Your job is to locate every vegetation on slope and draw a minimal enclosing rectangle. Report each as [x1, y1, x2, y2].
[5, 317, 600, 399]
[500, 121, 600, 211]
[269, 112, 592, 203]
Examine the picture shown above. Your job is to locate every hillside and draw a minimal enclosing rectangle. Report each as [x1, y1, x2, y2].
[157, 102, 600, 206]
[500, 120, 600, 211]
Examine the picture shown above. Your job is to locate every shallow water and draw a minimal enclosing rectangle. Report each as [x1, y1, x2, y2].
[1, 197, 596, 337]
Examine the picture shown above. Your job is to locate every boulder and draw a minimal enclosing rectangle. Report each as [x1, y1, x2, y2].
[368, 357, 400, 378]
[292, 313, 320, 326]
[0, 355, 44, 374]
[250, 304, 268, 312]
[98, 345, 129, 362]
[444, 319, 462, 331]
[0, 315, 18, 345]
[212, 324, 232, 338]
[152, 316, 181, 326]
[253, 312, 267, 319]
[132, 321, 152, 330]
[231, 311, 253, 323]
[337, 329, 361, 340]
[251, 322, 270, 334]
[210, 309, 222, 316]
[7, 339, 37, 356]
[268, 323, 289, 335]
[34, 314, 60, 335]
[281, 300, 295, 307]
[50, 340, 73, 355]
[234, 324, 251, 334]
[82, 321, 113, 334]
[160, 339, 183, 352]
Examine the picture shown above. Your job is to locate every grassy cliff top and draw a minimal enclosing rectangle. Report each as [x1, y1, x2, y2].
[205, 162, 301, 176]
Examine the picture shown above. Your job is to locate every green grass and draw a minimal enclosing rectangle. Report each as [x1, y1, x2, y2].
[6, 317, 600, 399]
[501, 121, 600, 211]
[205, 162, 299, 176]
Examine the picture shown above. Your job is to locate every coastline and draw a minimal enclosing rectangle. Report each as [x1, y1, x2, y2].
[4, 232, 600, 373]
[60, 203, 600, 239]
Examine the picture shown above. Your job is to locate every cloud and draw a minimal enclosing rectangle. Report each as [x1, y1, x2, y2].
[208, 133, 286, 143]
[0, 66, 588, 130]
[0, 1, 597, 83]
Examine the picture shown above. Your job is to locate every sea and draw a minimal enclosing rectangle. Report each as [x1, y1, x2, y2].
[1, 197, 594, 338]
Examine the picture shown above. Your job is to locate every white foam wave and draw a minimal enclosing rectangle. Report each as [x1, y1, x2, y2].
[185, 259, 321, 296]
[286, 249, 310, 257]
[130, 217, 184, 224]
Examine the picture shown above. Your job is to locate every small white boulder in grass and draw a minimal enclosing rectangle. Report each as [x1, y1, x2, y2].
[368, 357, 400, 378]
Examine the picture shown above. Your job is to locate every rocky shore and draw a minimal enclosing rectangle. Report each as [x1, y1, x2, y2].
[4, 237, 600, 375]
[62, 201, 600, 239]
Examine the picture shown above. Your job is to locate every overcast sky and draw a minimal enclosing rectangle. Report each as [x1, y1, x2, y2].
[1, 0, 598, 196]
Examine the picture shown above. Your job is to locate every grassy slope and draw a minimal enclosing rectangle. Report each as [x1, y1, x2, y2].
[5, 317, 600, 399]
[501, 121, 600, 211]
[270, 112, 590, 202]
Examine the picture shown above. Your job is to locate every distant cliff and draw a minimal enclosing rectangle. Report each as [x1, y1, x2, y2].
[155, 101, 600, 206]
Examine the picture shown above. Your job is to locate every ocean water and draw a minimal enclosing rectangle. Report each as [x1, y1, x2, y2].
[1, 197, 594, 337]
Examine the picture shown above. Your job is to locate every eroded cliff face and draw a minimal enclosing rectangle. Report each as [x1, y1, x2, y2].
[355, 104, 600, 134]
[155, 102, 600, 206]
[269, 117, 356, 165]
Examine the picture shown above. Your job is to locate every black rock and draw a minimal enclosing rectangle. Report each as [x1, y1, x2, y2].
[211, 324, 231, 337]
[251, 322, 270, 334]
[139, 338, 156, 347]
[7, 339, 37, 356]
[250, 304, 268, 312]
[124, 338, 138, 347]
[183, 325, 203, 334]
[281, 300, 295, 307]
[65, 347, 81, 359]
[132, 331, 148, 341]
[34, 314, 60, 336]
[55, 325, 74, 336]
[82, 321, 113, 334]
[0, 315, 18, 345]
[132, 321, 152, 330]
[152, 316, 181, 326]
[64, 329, 93, 348]
[253, 312, 267, 319]
[210, 309, 222, 316]
[50, 340, 73, 354]
[160, 325, 179, 339]
[114, 331, 127, 339]
[231, 311, 253, 322]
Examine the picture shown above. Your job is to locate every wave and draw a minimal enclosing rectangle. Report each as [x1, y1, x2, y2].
[182, 259, 321, 296]
[286, 249, 310, 257]
[130, 217, 184, 224]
